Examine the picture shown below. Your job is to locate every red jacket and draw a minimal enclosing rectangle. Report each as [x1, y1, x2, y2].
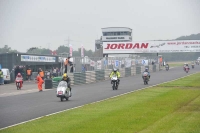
[15, 76, 23, 82]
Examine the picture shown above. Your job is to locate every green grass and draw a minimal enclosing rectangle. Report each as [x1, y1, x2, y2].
[1, 73, 200, 133]
[167, 61, 188, 67]
[161, 61, 193, 67]
[168, 62, 185, 67]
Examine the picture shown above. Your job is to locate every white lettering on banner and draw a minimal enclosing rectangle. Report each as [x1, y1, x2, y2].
[21, 55, 56, 62]
[103, 40, 200, 54]
[106, 37, 125, 39]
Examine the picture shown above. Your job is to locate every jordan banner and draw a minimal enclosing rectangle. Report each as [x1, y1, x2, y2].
[103, 40, 200, 54]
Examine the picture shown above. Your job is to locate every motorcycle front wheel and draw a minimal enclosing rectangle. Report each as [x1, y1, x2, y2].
[116, 83, 118, 90]
[17, 83, 20, 90]
[112, 82, 115, 90]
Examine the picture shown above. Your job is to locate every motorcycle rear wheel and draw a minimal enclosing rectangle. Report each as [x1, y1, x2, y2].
[17, 83, 20, 90]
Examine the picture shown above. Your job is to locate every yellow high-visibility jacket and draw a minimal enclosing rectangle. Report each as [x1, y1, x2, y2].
[109, 71, 120, 78]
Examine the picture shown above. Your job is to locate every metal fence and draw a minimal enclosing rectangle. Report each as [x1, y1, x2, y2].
[63, 56, 157, 74]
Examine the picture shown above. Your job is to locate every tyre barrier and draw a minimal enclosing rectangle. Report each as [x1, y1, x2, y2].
[45, 79, 53, 89]
[45, 65, 160, 88]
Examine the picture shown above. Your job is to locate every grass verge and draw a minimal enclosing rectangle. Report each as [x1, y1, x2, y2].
[167, 61, 192, 67]
[1, 73, 200, 133]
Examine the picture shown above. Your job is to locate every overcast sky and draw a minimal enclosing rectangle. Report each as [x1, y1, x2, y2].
[0, 0, 200, 52]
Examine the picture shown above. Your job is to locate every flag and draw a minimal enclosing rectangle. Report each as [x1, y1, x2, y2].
[50, 50, 57, 55]
[69, 44, 73, 56]
[81, 45, 84, 57]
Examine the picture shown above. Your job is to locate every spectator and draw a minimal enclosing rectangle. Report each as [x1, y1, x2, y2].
[38, 68, 44, 80]
[56, 67, 59, 76]
[46, 70, 51, 79]
[64, 57, 71, 73]
[82, 65, 85, 72]
[152, 61, 155, 65]
[53, 68, 57, 77]
[36, 74, 44, 92]
[0, 69, 4, 85]
[26, 68, 32, 81]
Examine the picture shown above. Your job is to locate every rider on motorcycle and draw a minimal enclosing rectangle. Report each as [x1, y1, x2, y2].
[183, 63, 187, 71]
[15, 73, 23, 88]
[142, 68, 150, 80]
[191, 62, 195, 68]
[165, 63, 169, 69]
[184, 63, 189, 69]
[110, 68, 120, 84]
[61, 73, 72, 97]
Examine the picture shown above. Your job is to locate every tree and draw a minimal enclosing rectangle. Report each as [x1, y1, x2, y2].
[0, 45, 18, 53]
[26, 47, 53, 55]
[56, 45, 70, 55]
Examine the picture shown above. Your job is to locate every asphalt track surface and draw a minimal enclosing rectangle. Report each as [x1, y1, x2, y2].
[0, 66, 199, 129]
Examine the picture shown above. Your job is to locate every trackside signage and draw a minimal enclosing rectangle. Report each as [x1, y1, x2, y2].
[103, 40, 200, 54]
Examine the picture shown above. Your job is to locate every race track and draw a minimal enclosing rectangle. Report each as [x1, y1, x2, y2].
[0, 66, 199, 129]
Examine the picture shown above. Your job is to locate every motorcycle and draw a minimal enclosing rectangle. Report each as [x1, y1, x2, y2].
[185, 67, 190, 73]
[111, 75, 118, 90]
[165, 66, 169, 71]
[56, 81, 71, 101]
[142, 72, 149, 85]
[15, 77, 23, 90]
[192, 64, 194, 69]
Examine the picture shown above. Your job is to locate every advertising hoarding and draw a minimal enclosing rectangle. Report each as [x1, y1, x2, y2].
[21, 55, 56, 62]
[103, 40, 200, 54]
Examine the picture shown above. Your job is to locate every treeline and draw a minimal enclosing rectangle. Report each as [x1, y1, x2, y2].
[0, 45, 18, 53]
[176, 33, 200, 40]
[0, 45, 94, 57]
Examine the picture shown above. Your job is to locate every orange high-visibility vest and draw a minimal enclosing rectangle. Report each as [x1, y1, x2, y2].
[27, 70, 31, 75]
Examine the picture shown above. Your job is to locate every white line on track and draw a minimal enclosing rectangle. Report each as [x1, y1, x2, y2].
[0, 71, 198, 131]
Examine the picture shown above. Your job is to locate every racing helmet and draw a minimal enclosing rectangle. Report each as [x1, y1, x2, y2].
[113, 68, 117, 73]
[17, 73, 21, 77]
[63, 73, 67, 78]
